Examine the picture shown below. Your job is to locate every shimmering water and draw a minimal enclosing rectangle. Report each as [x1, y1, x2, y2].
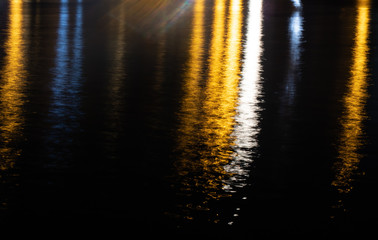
[1, 0, 378, 236]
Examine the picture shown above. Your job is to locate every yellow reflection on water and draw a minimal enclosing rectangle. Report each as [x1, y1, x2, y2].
[175, 0, 244, 216]
[201, 0, 229, 194]
[333, 0, 371, 196]
[210, 0, 243, 190]
[176, 0, 205, 134]
[175, 0, 207, 195]
[0, 0, 27, 169]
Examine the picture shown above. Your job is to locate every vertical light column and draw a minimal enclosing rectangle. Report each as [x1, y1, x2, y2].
[48, 0, 83, 163]
[285, 1, 303, 103]
[200, 0, 230, 196]
[333, 0, 371, 205]
[175, 0, 206, 190]
[224, 0, 264, 193]
[0, 0, 27, 169]
[51, 0, 69, 111]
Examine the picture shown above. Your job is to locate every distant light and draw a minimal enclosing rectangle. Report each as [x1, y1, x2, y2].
[291, 0, 301, 8]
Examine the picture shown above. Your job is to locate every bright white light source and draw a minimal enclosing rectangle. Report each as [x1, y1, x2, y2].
[291, 0, 301, 8]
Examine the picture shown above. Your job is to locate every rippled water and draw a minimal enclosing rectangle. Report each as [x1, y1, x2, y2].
[1, 0, 378, 236]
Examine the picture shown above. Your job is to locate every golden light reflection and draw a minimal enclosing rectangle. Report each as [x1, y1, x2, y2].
[176, 0, 205, 150]
[213, 0, 243, 190]
[175, 0, 244, 218]
[0, 0, 27, 170]
[332, 0, 371, 197]
[200, 0, 230, 196]
[175, 0, 207, 194]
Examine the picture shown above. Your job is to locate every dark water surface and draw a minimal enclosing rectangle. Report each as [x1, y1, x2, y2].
[1, 0, 378, 236]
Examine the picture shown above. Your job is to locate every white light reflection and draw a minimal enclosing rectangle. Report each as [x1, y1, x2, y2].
[291, 0, 301, 9]
[289, 11, 303, 58]
[285, 3, 303, 103]
[224, 0, 264, 191]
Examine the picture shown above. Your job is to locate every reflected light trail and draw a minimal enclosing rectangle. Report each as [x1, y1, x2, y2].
[332, 0, 371, 204]
[285, 4, 303, 104]
[74, 1, 83, 62]
[176, 0, 205, 151]
[222, 0, 265, 226]
[175, 0, 207, 209]
[175, 0, 239, 222]
[201, 0, 231, 200]
[174, 0, 260, 223]
[51, 0, 69, 120]
[0, 0, 27, 169]
[71, 0, 83, 110]
[52, 0, 83, 115]
[48, 0, 83, 163]
[177, 0, 205, 139]
[222, 0, 252, 192]
[225, 0, 264, 192]
[289, 11, 303, 64]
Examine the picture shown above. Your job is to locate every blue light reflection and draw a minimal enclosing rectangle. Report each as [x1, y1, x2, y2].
[48, 0, 83, 164]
